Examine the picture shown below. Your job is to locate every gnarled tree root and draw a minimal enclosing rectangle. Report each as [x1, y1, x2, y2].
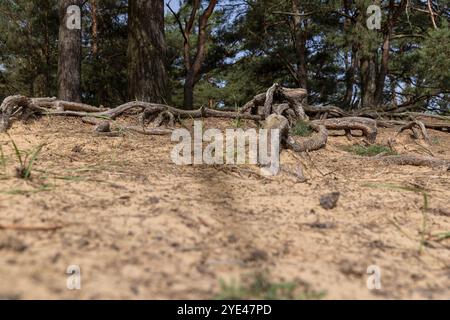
[396, 120, 431, 144]
[286, 124, 328, 152]
[263, 114, 328, 153]
[312, 117, 378, 143]
[373, 154, 450, 169]
[240, 84, 309, 124]
[0, 95, 261, 135]
[82, 117, 173, 136]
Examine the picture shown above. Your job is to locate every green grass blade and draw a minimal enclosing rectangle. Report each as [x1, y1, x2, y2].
[0, 144, 5, 172]
[7, 134, 23, 167]
[23, 143, 44, 179]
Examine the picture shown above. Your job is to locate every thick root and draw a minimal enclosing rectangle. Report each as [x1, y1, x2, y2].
[0, 95, 31, 132]
[312, 117, 378, 143]
[396, 120, 431, 144]
[0, 95, 260, 136]
[373, 154, 450, 168]
[240, 84, 308, 123]
[286, 124, 328, 153]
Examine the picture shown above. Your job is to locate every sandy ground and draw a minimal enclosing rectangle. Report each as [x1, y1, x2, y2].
[0, 116, 449, 300]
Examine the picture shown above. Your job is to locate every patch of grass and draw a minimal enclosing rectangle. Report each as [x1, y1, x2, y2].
[7, 134, 45, 180]
[34, 169, 85, 182]
[232, 117, 244, 128]
[432, 231, 450, 242]
[0, 144, 6, 174]
[215, 272, 326, 300]
[343, 144, 395, 157]
[292, 120, 313, 137]
[431, 137, 441, 145]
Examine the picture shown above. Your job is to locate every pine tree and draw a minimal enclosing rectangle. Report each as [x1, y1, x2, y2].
[127, 0, 168, 103]
[57, 0, 82, 102]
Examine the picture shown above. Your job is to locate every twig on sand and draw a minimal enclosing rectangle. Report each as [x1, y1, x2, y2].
[0, 223, 64, 231]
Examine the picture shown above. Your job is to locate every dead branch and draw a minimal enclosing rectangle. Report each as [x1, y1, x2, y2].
[0, 223, 64, 231]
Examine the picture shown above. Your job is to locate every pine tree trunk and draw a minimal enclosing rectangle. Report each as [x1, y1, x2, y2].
[292, 0, 308, 91]
[91, 0, 98, 57]
[181, 0, 217, 109]
[127, 0, 168, 103]
[342, 0, 356, 108]
[57, 0, 82, 102]
[374, 34, 390, 105]
[344, 46, 358, 108]
[184, 78, 195, 110]
[360, 55, 377, 108]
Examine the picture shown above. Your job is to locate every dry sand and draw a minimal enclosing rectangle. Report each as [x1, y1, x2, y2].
[0, 116, 449, 299]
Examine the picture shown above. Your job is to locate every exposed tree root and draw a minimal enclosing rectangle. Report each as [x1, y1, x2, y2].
[1, 84, 448, 172]
[0, 223, 64, 231]
[303, 104, 351, 118]
[396, 120, 431, 144]
[311, 117, 378, 144]
[373, 154, 450, 169]
[0, 95, 30, 132]
[240, 84, 308, 123]
[0, 95, 260, 135]
[286, 124, 328, 152]
[419, 122, 450, 133]
[82, 117, 173, 136]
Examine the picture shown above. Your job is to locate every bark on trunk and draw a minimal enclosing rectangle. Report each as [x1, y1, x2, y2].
[374, 0, 407, 106]
[57, 0, 82, 102]
[182, 0, 217, 109]
[343, 45, 358, 107]
[127, 0, 168, 103]
[91, 0, 98, 57]
[342, 0, 357, 107]
[292, 0, 308, 91]
[360, 55, 377, 108]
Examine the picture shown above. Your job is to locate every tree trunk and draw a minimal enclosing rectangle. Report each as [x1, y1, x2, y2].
[91, 0, 98, 57]
[360, 55, 377, 108]
[374, 0, 407, 106]
[343, 46, 358, 107]
[342, 0, 356, 108]
[184, 78, 195, 111]
[127, 0, 168, 103]
[57, 0, 82, 102]
[182, 0, 217, 109]
[374, 33, 390, 105]
[292, 0, 308, 91]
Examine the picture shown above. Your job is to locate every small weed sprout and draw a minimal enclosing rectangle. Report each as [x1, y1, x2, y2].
[216, 272, 326, 300]
[292, 120, 313, 137]
[0, 144, 6, 174]
[344, 144, 395, 157]
[7, 134, 44, 180]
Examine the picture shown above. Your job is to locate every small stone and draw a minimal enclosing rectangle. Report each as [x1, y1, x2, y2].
[319, 192, 340, 210]
[246, 249, 268, 262]
[95, 121, 111, 133]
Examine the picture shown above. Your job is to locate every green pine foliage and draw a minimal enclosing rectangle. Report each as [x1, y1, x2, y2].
[0, 0, 448, 112]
